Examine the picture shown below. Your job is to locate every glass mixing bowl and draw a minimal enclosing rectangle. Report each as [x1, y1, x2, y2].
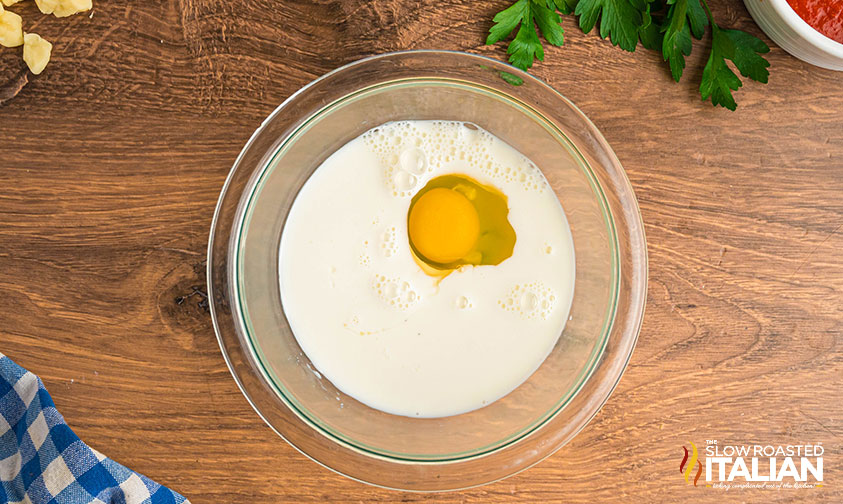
[208, 50, 647, 491]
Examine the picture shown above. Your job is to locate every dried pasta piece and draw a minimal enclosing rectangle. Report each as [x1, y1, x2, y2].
[23, 32, 52, 74]
[0, 4, 24, 47]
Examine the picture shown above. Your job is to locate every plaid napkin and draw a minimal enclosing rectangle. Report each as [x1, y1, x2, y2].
[0, 352, 190, 504]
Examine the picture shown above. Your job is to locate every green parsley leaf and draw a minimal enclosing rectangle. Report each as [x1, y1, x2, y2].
[685, 0, 707, 39]
[487, 0, 530, 46]
[535, 2, 565, 45]
[553, 0, 580, 15]
[487, 0, 565, 70]
[722, 28, 771, 83]
[661, 1, 691, 81]
[575, 0, 648, 52]
[660, 0, 708, 82]
[638, 3, 663, 51]
[510, 15, 545, 69]
[700, 27, 741, 110]
[699, 25, 770, 110]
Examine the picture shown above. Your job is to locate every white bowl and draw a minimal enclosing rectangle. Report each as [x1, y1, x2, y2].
[744, 0, 843, 70]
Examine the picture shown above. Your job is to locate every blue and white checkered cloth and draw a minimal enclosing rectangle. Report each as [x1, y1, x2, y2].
[0, 353, 190, 504]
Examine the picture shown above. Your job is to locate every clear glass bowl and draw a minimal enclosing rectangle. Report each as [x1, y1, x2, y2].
[208, 50, 647, 491]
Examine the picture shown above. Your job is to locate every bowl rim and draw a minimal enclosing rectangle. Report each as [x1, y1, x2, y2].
[764, 0, 843, 57]
[207, 49, 648, 491]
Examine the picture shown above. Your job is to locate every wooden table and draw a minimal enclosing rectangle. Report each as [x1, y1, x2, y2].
[1, 0, 841, 502]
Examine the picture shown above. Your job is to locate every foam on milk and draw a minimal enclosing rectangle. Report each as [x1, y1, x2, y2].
[363, 121, 548, 198]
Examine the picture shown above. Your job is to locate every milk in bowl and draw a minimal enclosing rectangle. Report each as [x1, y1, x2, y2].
[279, 120, 575, 418]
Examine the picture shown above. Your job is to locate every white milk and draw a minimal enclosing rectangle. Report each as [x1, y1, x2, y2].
[279, 121, 575, 418]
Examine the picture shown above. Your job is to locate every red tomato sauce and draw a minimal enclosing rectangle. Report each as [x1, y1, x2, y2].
[786, 0, 843, 44]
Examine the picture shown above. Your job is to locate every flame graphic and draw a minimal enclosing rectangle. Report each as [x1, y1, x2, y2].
[679, 442, 703, 486]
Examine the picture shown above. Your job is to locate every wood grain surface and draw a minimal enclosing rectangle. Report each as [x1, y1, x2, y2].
[1, 0, 841, 502]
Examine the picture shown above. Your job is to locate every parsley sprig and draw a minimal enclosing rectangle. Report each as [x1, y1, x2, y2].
[487, 0, 770, 110]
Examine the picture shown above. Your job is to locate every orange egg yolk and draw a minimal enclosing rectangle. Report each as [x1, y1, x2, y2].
[408, 188, 480, 264]
[407, 174, 516, 275]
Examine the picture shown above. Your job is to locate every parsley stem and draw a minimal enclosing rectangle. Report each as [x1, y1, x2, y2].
[699, 0, 717, 28]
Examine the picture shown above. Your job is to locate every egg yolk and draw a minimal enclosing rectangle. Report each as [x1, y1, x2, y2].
[408, 188, 480, 264]
[407, 174, 516, 275]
